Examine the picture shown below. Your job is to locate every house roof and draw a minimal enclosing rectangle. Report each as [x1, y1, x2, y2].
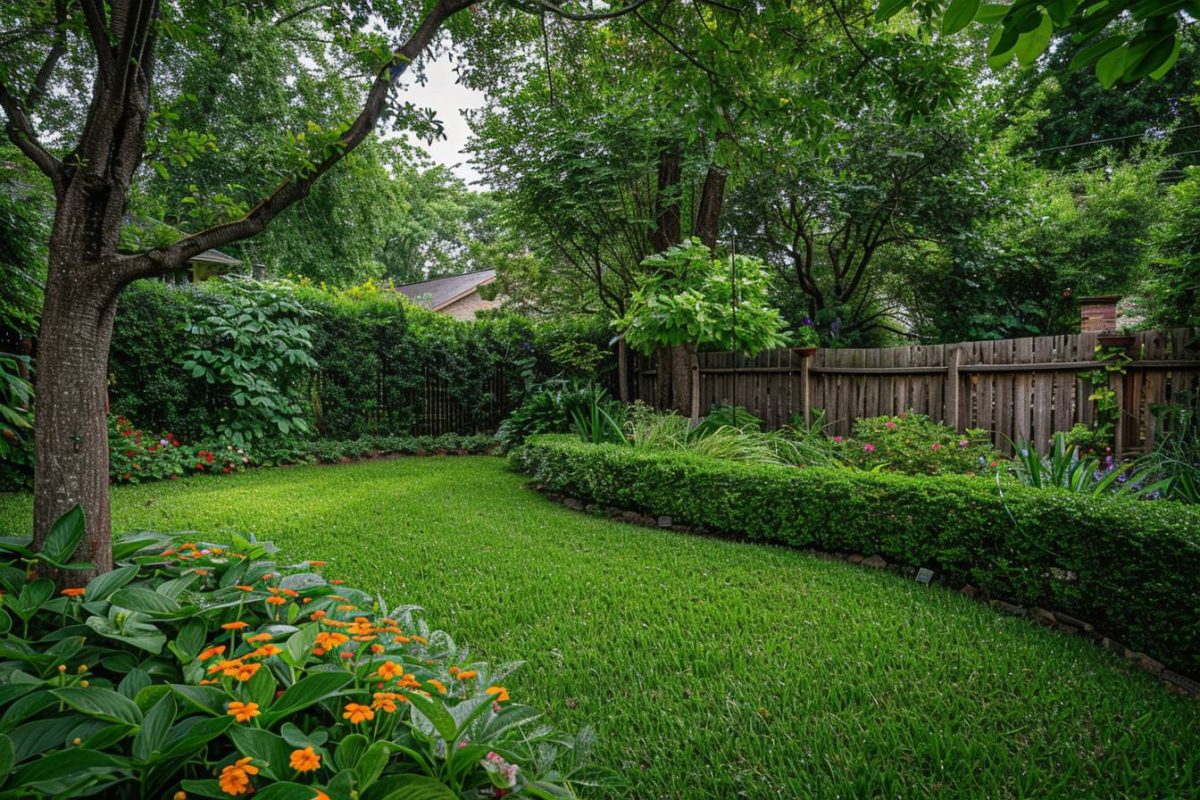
[395, 269, 496, 311]
[189, 249, 242, 267]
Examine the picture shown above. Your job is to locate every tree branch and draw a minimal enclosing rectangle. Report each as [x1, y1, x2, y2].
[519, 0, 656, 22]
[118, 0, 480, 281]
[0, 78, 61, 185]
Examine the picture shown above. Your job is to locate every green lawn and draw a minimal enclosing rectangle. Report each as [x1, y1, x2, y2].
[2, 457, 1198, 798]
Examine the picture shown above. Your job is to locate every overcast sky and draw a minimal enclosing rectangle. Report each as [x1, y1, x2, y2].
[394, 52, 488, 187]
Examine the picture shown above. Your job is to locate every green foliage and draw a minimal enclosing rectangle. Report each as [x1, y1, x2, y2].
[1143, 167, 1200, 328]
[0, 509, 603, 799]
[882, 0, 1193, 87]
[1135, 401, 1200, 504]
[108, 281, 603, 444]
[0, 353, 33, 490]
[108, 415, 250, 485]
[568, 386, 627, 446]
[0, 145, 48, 335]
[514, 435, 1200, 676]
[618, 240, 788, 356]
[496, 380, 622, 450]
[183, 279, 317, 446]
[837, 413, 1000, 476]
[1008, 433, 1155, 498]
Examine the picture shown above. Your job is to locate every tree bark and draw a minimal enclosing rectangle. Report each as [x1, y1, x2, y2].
[32, 255, 119, 579]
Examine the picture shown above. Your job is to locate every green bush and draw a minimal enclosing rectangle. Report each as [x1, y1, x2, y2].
[106, 280, 610, 443]
[838, 412, 1000, 475]
[512, 435, 1200, 677]
[0, 508, 605, 799]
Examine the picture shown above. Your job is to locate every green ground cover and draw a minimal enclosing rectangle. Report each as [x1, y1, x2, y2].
[1, 457, 1197, 798]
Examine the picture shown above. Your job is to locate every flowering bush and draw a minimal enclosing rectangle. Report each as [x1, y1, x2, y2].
[108, 415, 250, 484]
[0, 508, 605, 799]
[836, 412, 1001, 476]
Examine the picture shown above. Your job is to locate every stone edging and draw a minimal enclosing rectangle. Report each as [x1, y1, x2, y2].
[536, 485, 1200, 700]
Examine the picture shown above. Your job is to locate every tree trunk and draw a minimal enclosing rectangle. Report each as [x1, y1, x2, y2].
[687, 342, 701, 425]
[668, 344, 692, 417]
[32, 258, 118, 581]
[617, 338, 629, 403]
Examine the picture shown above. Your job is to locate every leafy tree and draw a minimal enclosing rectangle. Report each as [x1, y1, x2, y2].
[617, 239, 788, 422]
[0, 0, 666, 576]
[1143, 166, 1200, 328]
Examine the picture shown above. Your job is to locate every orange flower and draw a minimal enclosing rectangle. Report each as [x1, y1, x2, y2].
[236, 585, 255, 592]
[315, 632, 348, 650]
[281, 588, 299, 598]
[226, 701, 261, 723]
[310, 610, 327, 620]
[199, 645, 226, 661]
[457, 670, 478, 681]
[60, 587, 86, 598]
[199, 678, 218, 686]
[372, 692, 400, 713]
[336, 604, 357, 612]
[370, 644, 385, 654]
[486, 686, 510, 702]
[342, 703, 374, 724]
[375, 660, 402, 681]
[329, 579, 345, 585]
[245, 633, 273, 643]
[266, 596, 287, 606]
[393, 635, 411, 644]
[233, 662, 262, 682]
[310, 560, 327, 567]
[218, 756, 259, 796]
[449, 666, 460, 676]
[347, 618, 373, 636]
[411, 635, 428, 645]
[194, 569, 210, 577]
[208, 658, 243, 675]
[313, 792, 330, 800]
[221, 621, 249, 631]
[289, 745, 321, 772]
[251, 644, 283, 658]
[428, 679, 447, 694]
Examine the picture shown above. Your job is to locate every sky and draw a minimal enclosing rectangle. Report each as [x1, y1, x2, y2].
[394, 52, 488, 187]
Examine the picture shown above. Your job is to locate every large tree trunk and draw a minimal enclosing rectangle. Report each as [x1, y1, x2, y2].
[32, 254, 118, 579]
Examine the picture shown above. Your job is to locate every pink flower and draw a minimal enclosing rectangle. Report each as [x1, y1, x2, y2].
[863, 443, 875, 453]
[885, 421, 897, 430]
[833, 436, 843, 443]
[958, 440, 969, 448]
[931, 443, 942, 451]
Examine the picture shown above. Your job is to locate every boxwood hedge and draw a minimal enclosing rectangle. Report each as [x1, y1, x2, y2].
[512, 435, 1200, 677]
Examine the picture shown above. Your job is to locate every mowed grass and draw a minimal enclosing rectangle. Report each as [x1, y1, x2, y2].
[2, 457, 1198, 799]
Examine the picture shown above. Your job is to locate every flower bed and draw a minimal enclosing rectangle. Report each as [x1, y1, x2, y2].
[512, 435, 1200, 678]
[0, 508, 602, 798]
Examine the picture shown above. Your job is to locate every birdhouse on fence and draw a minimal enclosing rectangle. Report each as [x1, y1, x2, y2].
[1079, 295, 1121, 333]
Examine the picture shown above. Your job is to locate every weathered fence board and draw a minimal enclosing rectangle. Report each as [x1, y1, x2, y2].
[633, 327, 1200, 455]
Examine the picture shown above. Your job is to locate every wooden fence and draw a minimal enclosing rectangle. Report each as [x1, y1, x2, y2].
[631, 328, 1200, 455]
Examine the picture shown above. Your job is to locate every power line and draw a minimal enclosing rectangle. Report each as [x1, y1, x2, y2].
[1033, 123, 1200, 154]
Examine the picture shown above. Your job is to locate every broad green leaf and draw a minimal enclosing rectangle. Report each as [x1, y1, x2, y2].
[1067, 34, 1124, 72]
[9, 715, 84, 763]
[378, 775, 459, 800]
[13, 747, 127, 787]
[261, 671, 351, 724]
[0, 732, 12, 776]
[169, 684, 228, 716]
[1015, 12, 1053, 66]
[159, 714, 234, 759]
[941, 0, 979, 35]
[284, 622, 318, 667]
[402, 691, 458, 744]
[255, 784, 326, 800]
[229, 725, 292, 780]
[874, 0, 910, 22]
[1095, 45, 1127, 88]
[52, 687, 143, 726]
[38, 505, 85, 566]
[132, 694, 176, 762]
[335, 732, 369, 771]
[110, 586, 182, 615]
[84, 564, 138, 601]
[356, 740, 391, 788]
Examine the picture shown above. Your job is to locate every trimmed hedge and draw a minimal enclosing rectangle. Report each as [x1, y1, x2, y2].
[512, 435, 1200, 677]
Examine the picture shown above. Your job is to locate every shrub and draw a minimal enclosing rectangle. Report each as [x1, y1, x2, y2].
[838, 412, 1000, 476]
[0, 508, 605, 799]
[108, 415, 251, 484]
[512, 435, 1200, 677]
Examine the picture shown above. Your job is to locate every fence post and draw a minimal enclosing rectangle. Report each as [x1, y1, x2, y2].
[798, 350, 811, 426]
[1112, 369, 1126, 459]
[946, 346, 961, 431]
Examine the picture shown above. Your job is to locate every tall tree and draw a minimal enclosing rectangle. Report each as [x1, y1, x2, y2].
[0, 0, 665, 578]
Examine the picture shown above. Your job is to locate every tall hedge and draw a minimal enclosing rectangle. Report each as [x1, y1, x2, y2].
[513, 435, 1200, 677]
[107, 280, 610, 440]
